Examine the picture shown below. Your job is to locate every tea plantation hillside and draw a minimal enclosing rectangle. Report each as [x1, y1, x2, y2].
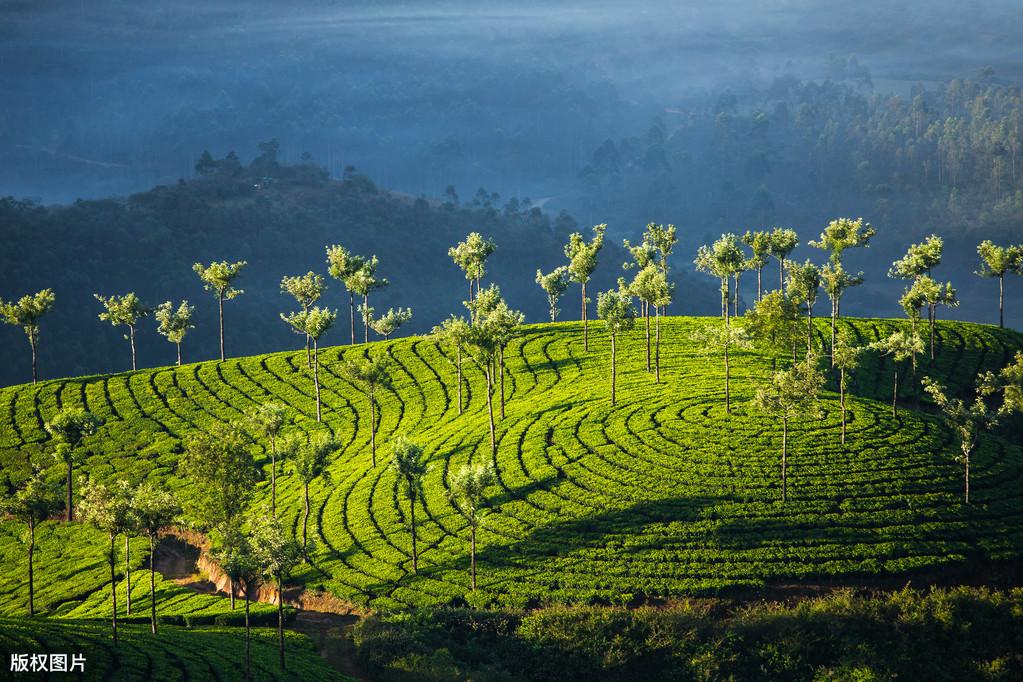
[0, 618, 350, 681]
[1, 317, 1022, 614]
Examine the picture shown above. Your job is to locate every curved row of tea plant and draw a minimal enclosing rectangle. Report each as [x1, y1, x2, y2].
[1, 317, 1021, 613]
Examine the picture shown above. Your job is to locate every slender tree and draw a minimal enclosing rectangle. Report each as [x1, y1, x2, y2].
[922, 377, 997, 504]
[95, 293, 151, 371]
[535, 266, 571, 322]
[742, 230, 772, 301]
[193, 260, 247, 360]
[79, 479, 132, 645]
[325, 245, 366, 345]
[809, 217, 876, 267]
[0, 467, 61, 616]
[449, 232, 497, 302]
[115, 481, 136, 616]
[347, 257, 388, 343]
[565, 224, 607, 351]
[819, 262, 864, 364]
[786, 259, 822, 354]
[976, 240, 1022, 328]
[431, 316, 471, 415]
[623, 235, 657, 353]
[889, 234, 944, 280]
[390, 436, 428, 574]
[870, 330, 925, 417]
[753, 354, 824, 502]
[290, 433, 337, 557]
[596, 280, 637, 406]
[745, 291, 803, 370]
[695, 234, 746, 323]
[691, 321, 752, 414]
[154, 300, 195, 366]
[340, 355, 392, 466]
[248, 403, 289, 517]
[280, 272, 326, 366]
[645, 223, 678, 305]
[130, 481, 180, 634]
[369, 307, 413, 340]
[832, 332, 864, 445]
[281, 307, 337, 422]
[45, 408, 101, 522]
[908, 276, 959, 359]
[0, 289, 56, 384]
[252, 515, 302, 670]
[486, 299, 524, 420]
[447, 463, 495, 591]
[210, 525, 258, 680]
[630, 265, 672, 382]
[768, 227, 800, 290]
[461, 317, 502, 457]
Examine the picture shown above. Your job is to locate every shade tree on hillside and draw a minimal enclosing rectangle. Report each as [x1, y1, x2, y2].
[870, 330, 925, 417]
[347, 256, 388, 343]
[913, 276, 959, 359]
[325, 244, 366, 345]
[695, 233, 746, 322]
[370, 307, 413, 340]
[564, 224, 607, 351]
[129, 481, 181, 634]
[79, 478, 132, 646]
[889, 235, 944, 280]
[0, 288, 56, 384]
[745, 291, 803, 370]
[0, 467, 61, 617]
[810, 217, 876, 267]
[630, 264, 672, 382]
[623, 232, 658, 346]
[922, 377, 997, 505]
[645, 223, 678, 297]
[390, 436, 428, 574]
[975, 240, 1023, 328]
[447, 463, 496, 592]
[691, 320, 752, 415]
[536, 266, 571, 322]
[768, 228, 800, 290]
[115, 481, 136, 616]
[45, 408, 101, 522]
[465, 284, 523, 419]
[281, 307, 337, 421]
[461, 313, 503, 457]
[431, 316, 471, 415]
[248, 403, 290, 517]
[449, 232, 497, 303]
[742, 230, 772, 301]
[193, 260, 247, 361]
[290, 433, 337, 557]
[832, 332, 865, 445]
[596, 280, 637, 406]
[980, 351, 1023, 416]
[786, 259, 822, 354]
[154, 300, 195, 367]
[251, 515, 302, 670]
[340, 355, 392, 466]
[95, 293, 151, 371]
[209, 526, 258, 679]
[819, 263, 864, 364]
[280, 272, 326, 366]
[753, 354, 824, 502]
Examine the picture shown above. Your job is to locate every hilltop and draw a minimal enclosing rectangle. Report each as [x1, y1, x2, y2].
[2, 317, 1022, 616]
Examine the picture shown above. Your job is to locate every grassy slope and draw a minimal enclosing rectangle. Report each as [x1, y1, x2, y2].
[0, 618, 350, 681]
[1, 317, 1021, 614]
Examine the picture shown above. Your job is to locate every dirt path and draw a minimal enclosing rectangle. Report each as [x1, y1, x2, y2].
[152, 536, 368, 680]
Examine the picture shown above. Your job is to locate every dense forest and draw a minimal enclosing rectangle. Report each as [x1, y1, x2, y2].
[0, 149, 716, 386]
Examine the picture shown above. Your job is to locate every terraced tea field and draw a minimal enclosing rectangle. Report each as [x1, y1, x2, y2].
[1, 317, 1022, 613]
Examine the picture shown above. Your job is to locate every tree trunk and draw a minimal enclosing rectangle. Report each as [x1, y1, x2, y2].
[218, 292, 226, 361]
[965, 447, 971, 504]
[27, 520, 35, 617]
[456, 347, 463, 415]
[470, 525, 477, 591]
[779, 258, 785, 291]
[499, 346, 506, 420]
[831, 300, 838, 367]
[733, 273, 741, 317]
[840, 368, 847, 446]
[66, 461, 74, 522]
[349, 292, 356, 345]
[644, 304, 651, 372]
[277, 572, 285, 670]
[271, 438, 278, 518]
[807, 308, 813, 355]
[410, 493, 418, 574]
[30, 334, 37, 384]
[781, 418, 788, 502]
[757, 266, 763, 302]
[129, 325, 137, 371]
[610, 334, 617, 406]
[485, 369, 496, 457]
[244, 584, 251, 681]
[724, 338, 730, 414]
[370, 393, 377, 466]
[582, 282, 589, 351]
[363, 294, 370, 343]
[655, 307, 661, 384]
[109, 533, 119, 646]
[124, 534, 132, 614]
[303, 483, 310, 556]
[313, 339, 321, 422]
[149, 536, 157, 634]
[999, 274, 1005, 328]
[892, 363, 899, 417]
[176, 342, 182, 367]
[929, 304, 936, 360]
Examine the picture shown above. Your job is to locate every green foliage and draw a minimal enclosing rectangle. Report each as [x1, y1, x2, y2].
[280, 272, 326, 311]
[889, 234, 944, 279]
[179, 422, 257, 532]
[535, 267, 571, 322]
[808, 217, 876, 264]
[281, 307, 337, 343]
[564, 225, 606, 285]
[976, 240, 1023, 279]
[449, 232, 497, 285]
[154, 300, 195, 347]
[369, 307, 413, 340]
[596, 283, 636, 337]
[193, 261, 247, 299]
[448, 464, 496, 532]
